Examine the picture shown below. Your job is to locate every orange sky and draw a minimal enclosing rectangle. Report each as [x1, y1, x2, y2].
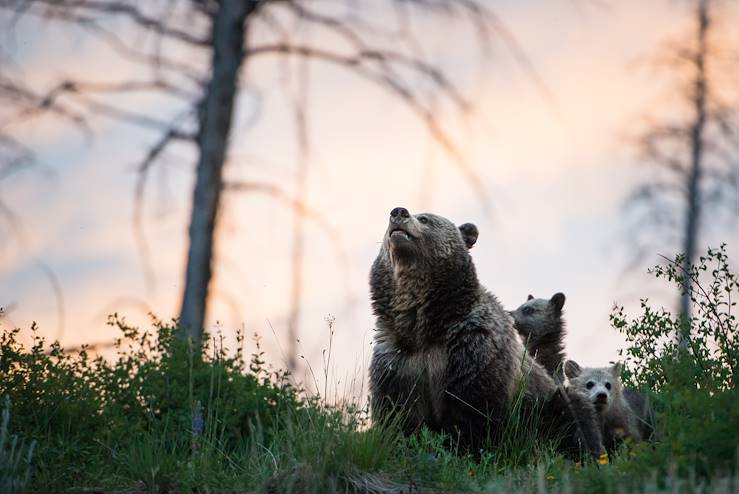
[2, 0, 738, 400]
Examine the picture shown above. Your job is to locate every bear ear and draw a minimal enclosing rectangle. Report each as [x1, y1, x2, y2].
[564, 360, 581, 379]
[611, 362, 623, 377]
[527, 294, 535, 301]
[550, 292, 566, 312]
[458, 223, 478, 249]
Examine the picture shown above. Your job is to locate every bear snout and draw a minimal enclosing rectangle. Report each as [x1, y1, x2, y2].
[390, 207, 410, 222]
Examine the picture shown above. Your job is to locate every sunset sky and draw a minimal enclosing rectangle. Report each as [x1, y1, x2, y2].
[2, 0, 738, 399]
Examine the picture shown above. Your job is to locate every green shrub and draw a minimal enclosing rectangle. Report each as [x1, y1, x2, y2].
[0, 315, 301, 492]
[611, 244, 739, 479]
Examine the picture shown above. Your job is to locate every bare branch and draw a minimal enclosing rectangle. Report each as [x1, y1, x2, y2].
[0, 196, 27, 246]
[246, 42, 492, 216]
[78, 21, 206, 83]
[33, 80, 196, 132]
[2, 0, 528, 346]
[1, 0, 210, 47]
[247, 43, 471, 112]
[0, 78, 90, 133]
[222, 180, 344, 251]
[132, 112, 197, 294]
[64, 79, 198, 101]
[0, 135, 35, 181]
[0, 198, 67, 342]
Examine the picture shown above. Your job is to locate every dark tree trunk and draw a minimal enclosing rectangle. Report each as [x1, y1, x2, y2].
[286, 191, 305, 372]
[285, 148, 307, 372]
[680, 0, 709, 337]
[179, 1, 257, 342]
[286, 61, 310, 373]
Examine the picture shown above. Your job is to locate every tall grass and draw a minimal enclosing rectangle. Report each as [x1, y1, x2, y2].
[0, 246, 738, 492]
[0, 397, 35, 494]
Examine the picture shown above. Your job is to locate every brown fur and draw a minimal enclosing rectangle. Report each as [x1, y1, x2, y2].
[369, 207, 605, 459]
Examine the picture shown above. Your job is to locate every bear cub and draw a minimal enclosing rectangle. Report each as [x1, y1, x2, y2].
[512, 293, 655, 444]
[565, 361, 645, 452]
[510, 293, 567, 383]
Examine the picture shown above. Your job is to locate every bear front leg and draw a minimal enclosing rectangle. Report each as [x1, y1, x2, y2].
[442, 330, 509, 454]
[541, 387, 606, 461]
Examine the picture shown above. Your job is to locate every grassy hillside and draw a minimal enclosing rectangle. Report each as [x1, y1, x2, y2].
[1, 246, 738, 493]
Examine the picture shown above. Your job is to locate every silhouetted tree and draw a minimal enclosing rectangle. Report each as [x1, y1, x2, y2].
[627, 0, 739, 332]
[0, 1, 525, 365]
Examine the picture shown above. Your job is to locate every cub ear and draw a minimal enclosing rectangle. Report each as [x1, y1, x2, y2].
[611, 362, 623, 377]
[527, 294, 535, 301]
[458, 223, 478, 249]
[564, 360, 582, 379]
[550, 292, 566, 312]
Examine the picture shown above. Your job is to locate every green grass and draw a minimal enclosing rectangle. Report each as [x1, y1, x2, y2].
[0, 319, 737, 494]
[1, 246, 738, 493]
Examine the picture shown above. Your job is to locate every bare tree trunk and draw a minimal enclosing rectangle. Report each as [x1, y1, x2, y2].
[680, 0, 709, 335]
[286, 174, 306, 372]
[3, 0, 509, 349]
[179, 1, 256, 342]
[286, 58, 310, 373]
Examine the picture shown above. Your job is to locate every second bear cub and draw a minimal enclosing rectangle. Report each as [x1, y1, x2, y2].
[510, 293, 567, 383]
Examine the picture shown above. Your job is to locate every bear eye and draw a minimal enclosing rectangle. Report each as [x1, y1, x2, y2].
[586, 381, 595, 390]
[522, 307, 534, 315]
[605, 382, 611, 390]
[418, 215, 429, 224]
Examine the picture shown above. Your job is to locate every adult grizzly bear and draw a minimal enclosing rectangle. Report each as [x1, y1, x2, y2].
[368, 207, 604, 459]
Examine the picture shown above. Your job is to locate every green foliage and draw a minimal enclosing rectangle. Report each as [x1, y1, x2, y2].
[2, 246, 739, 492]
[612, 244, 739, 479]
[0, 397, 35, 494]
[0, 315, 301, 492]
[613, 244, 738, 391]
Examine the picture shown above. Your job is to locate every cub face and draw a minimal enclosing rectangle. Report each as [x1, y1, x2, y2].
[565, 360, 623, 413]
[510, 293, 565, 340]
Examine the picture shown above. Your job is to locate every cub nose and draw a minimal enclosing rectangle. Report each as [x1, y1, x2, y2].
[390, 207, 410, 219]
[595, 392, 608, 403]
